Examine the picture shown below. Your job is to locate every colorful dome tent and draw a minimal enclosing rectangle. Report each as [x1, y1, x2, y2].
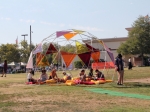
[26, 29, 115, 73]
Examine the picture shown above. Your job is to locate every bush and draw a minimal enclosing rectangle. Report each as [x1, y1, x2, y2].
[74, 61, 83, 68]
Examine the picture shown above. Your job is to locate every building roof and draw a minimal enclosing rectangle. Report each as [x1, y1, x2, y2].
[83, 37, 128, 43]
[125, 27, 132, 31]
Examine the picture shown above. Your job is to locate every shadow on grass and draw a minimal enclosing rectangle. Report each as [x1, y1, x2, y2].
[111, 82, 150, 88]
[125, 82, 150, 88]
[74, 82, 150, 89]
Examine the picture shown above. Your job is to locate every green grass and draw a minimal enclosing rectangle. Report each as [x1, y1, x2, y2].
[0, 67, 150, 112]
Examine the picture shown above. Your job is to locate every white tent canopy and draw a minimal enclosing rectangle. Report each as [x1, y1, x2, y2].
[19, 62, 27, 66]
[8, 62, 18, 66]
[8, 62, 27, 66]
[0, 63, 3, 67]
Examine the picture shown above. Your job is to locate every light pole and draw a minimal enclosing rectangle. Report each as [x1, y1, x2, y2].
[21, 34, 28, 41]
[30, 25, 33, 53]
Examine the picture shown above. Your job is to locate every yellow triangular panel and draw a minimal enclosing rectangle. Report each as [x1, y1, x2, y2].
[38, 55, 50, 67]
[98, 40, 104, 46]
[73, 29, 85, 34]
[75, 41, 89, 54]
[64, 33, 77, 40]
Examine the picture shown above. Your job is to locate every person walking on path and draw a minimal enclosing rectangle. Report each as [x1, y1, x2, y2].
[1, 60, 7, 77]
[115, 54, 124, 85]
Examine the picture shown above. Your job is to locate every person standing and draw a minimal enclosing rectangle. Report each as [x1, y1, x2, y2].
[115, 54, 124, 85]
[1, 60, 7, 77]
[128, 57, 132, 70]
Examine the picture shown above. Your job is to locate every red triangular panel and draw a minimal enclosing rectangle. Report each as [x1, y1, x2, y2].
[46, 43, 58, 54]
[78, 52, 91, 67]
[85, 43, 99, 52]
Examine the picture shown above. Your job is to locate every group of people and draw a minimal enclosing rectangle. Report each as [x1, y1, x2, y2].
[27, 67, 105, 84]
[79, 69, 105, 82]
[0, 53, 133, 86]
[27, 68, 72, 84]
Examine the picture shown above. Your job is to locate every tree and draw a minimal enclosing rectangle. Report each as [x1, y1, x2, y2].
[60, 44, 76, 53]
[118, 15, 150, 65]
[19, 40, 35, 63]
[0, 44, 20, 63]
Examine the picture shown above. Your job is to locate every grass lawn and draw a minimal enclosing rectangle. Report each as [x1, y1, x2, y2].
[0, 67, 150, 112]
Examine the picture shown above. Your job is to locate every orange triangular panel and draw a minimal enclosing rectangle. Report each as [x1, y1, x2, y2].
[61, 51, 76, 67]
[63, 33, 77, 40]
[36, 53, 44, 66]
[46, 43, 58, 54]
[91, 51, 100, 62]
[38, 55, 50, 67]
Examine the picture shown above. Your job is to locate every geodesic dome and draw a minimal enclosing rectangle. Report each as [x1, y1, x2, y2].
[27, 29, 114, 69]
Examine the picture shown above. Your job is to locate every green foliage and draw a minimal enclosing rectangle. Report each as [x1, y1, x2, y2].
[0, 40, 35, 63]
[0, 44, 20, 63]
[118, 15, 150, 57]
[74, 61, 83, 68]
[60, 44, 76, 53]
[19, 40, 35, 63]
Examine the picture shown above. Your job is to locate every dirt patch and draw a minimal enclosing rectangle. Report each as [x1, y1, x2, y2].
[125, 78, 150, 83]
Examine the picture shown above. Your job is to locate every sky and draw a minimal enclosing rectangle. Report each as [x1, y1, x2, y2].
[0, 0, 150, 45]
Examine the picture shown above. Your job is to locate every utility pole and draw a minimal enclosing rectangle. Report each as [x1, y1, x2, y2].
[21, 34, 28, 42]
[30, 25, 33, 52]
[30, 25, 32, 53]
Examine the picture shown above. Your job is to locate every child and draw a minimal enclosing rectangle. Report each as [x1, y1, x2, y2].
[95, 69, 105, 80]
[60, 71, 71, 82]
[87, 68, 94, 79]
[27, 70, 36, 83]
[79, 69, 86, 81]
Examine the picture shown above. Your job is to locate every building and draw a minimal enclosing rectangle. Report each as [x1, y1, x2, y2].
[83, 27, 142, 67]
